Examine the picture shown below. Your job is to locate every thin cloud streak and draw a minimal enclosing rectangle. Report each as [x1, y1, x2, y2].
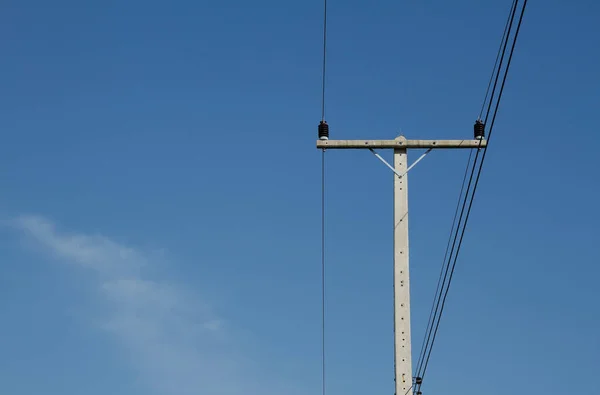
[12, 215, 297, 395]
[14, 215, 146, 276]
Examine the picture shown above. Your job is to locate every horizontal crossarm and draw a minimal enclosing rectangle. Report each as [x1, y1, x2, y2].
[316, 137, 486, 150]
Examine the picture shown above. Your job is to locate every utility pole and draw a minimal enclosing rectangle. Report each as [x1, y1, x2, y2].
[317, 130, 486, 395]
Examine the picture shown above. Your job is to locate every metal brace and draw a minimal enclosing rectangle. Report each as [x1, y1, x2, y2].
[369, 148, 433, 178]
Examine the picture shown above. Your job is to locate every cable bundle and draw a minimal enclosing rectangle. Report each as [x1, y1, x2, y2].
[413, 1, 528, 393]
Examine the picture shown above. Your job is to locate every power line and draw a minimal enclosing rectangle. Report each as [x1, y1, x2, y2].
[417, 2, 519, 368]
[414, 148, 474, 378]
[415, 145, 483, 381]
[414, 1, 528, 390]
[321, 0, 328, 121]
[321, 149, 326, 395]
[319, 1, 329, 395]
[479, 0, 518, 120]
[483, 0, 520, 125]
[484, 0, 528, 147]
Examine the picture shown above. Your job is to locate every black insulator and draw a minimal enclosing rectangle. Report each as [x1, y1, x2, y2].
[415, 377, 423, 385]
[416, 392, 423, 395]
[318, 120, 329, 140]
[474, 119, 485, 140]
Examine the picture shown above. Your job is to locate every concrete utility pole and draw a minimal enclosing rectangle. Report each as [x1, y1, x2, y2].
[316, 135, 486, 395]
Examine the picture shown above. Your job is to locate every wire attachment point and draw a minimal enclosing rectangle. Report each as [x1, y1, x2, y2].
[319, 120, 329, 140]
[474, 119, 485, 140]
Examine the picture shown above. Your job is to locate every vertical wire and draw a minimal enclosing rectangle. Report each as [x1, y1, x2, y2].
[321, 149, 326, 395]
[479, 0, 517, 120]
[320, 0, 329, 390]
[321, 0, 328, 121]
[320, 0, 329, 391]
[483, 0, 519, 124]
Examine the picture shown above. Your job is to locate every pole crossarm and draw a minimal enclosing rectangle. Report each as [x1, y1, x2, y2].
[316, 136, 487, 150]
[316, 134, 485, 395]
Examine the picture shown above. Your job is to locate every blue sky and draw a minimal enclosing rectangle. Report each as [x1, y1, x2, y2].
[1, 1, 599, 394]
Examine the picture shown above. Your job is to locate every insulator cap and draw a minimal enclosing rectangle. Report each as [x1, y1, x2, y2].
[416, 392, 423, 395]
[415, 377, 423, 385]
[318, 120, 329, 140]
[474, 119, 485, 140]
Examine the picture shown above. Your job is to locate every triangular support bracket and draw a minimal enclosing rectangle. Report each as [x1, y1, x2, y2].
[369, 147, 433, 178]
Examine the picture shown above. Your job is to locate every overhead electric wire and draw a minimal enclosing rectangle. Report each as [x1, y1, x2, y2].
[482, 0, 520, 125]
[321, 0, 328, 121]
[415, 143, 483, 381]
[321, 149, 326, 395]
[414, 1, 527, 390]
[417, 0, 527, 387]
[319, 1, 329, 395]
[413, 3, 513, 376]
[484, 0, 528, 147]
[413, 149, 474, 377]
[479, 0, 517, 120]
[418, 3, 527, 381]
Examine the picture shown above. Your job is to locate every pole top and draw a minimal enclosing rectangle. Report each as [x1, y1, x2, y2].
[316, 137, 487, 150]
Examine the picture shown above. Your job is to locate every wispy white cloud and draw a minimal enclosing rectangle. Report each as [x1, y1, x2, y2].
[14, 215, 145, 276]
[11, 214, 297, 395]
